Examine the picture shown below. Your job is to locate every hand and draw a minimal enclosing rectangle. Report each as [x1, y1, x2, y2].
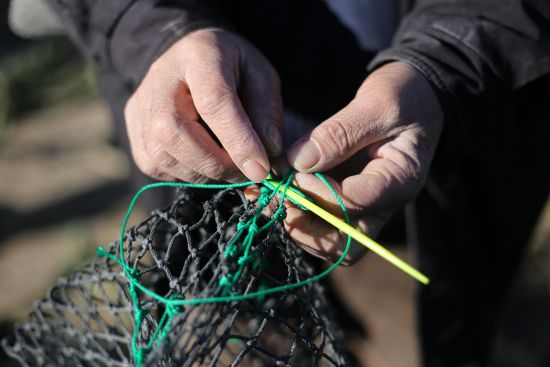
[284, 62, 443, 265]
[124, 28, 283, 183]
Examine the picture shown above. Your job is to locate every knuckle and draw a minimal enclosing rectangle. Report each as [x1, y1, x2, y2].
[393, 153, 426, 200]
[130, 139, 162, 180]
[194, 85, 233, 116]
[150, 149, 178, 170]
[151, 116, 189, 149]
[223, 130, 257, 158]
[196, 156, 226, 180]
[313, 119, 355, 159]
[151, 117, 173, 143]
[181, 170, 208, 184]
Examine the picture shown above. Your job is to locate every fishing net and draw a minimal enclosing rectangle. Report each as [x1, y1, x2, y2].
[2, 177, 354, 366]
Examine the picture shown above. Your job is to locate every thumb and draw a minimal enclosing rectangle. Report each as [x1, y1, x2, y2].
[286, 100, 384, 173]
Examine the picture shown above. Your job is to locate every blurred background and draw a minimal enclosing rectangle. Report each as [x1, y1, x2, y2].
[0, 2, 137, 364]
[0, 2, 549, 367]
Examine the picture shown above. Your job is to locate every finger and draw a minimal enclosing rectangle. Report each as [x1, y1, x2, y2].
[125, 93, 177, 181]
[282, 173, 378, 265]
[130, 142, 177, 182]
[241, 56, 284, 156]
[341, 129, 427, 213]
[187, 64, 270, 182]
[147, 146, 214, 183]
[284, 130, 428, 262]
[151, 109, 245, 183]
[287, 100, 397, 173]
[139, 57, 247, 183]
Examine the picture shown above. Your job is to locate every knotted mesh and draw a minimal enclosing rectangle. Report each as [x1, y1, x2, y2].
[2, 187, 352, 366]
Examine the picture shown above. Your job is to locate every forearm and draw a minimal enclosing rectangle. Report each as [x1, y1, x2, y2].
[46, 0, 229, 88]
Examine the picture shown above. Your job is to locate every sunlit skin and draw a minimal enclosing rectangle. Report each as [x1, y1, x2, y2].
[125, 28, 443, 265]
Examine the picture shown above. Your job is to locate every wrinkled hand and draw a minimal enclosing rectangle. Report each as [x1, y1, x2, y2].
[284, 62, 443, 265]
[124, 28, 283, 183]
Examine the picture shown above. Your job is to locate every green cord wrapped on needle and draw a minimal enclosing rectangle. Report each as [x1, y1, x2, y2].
[264, 173, 430, 285]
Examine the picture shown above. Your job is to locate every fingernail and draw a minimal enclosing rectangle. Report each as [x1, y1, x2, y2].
[266, 123, 282, 156]
[287, 140, 320, 171]
[242, 159, 269, 182]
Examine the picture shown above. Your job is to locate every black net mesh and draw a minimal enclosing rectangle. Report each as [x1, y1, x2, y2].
[2, 187, 353, 366]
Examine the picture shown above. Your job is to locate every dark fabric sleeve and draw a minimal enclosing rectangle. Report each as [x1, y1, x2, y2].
[368, 0, 550, 162]
[46, 0, 230, 89]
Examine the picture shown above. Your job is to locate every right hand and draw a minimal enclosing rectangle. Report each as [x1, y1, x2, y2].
[124, 28, 283, 183]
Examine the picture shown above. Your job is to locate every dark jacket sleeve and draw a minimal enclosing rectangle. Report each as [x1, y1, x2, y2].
[46, 0, 229, 89]
[368, 0, 550, 161]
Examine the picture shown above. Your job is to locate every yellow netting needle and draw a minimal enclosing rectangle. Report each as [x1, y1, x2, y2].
[266, 179, 430, 285]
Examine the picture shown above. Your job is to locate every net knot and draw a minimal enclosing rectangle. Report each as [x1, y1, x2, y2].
[166, 303, 181, 316]
[224, 246, 236, 258]
[257, 194, 270, 208]
[273, 208, 287, 221]
[248, 222, 260, 235]
[169, 279, 179, 289]
[237, 255, 250, 266]
[127, 267, 141, 279]
[219, 274, 234, 288]
[236, 222, 247, 232]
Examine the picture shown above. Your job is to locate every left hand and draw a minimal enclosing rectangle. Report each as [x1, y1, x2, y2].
[283, 61, 444, 265]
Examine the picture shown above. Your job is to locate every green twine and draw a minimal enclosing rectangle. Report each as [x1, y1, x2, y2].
[97, 171, 351, 366]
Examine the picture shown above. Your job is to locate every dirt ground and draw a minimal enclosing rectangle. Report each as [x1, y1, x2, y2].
[0, 99, 549, 366]
[0, 101, 131, 321]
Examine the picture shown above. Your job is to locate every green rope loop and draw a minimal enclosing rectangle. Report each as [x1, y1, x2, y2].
[97, 171, 352, 366]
